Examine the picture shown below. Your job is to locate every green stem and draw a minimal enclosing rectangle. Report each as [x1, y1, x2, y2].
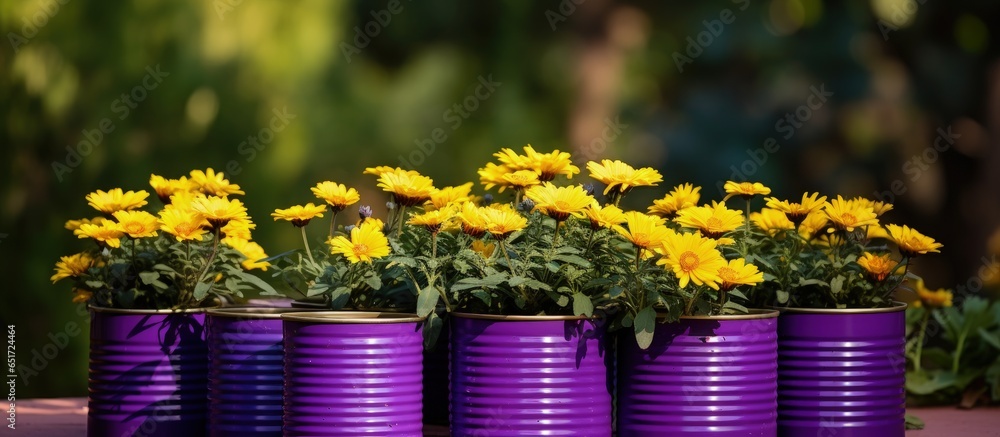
[582, 228, 597, 259]
[552, 221, 563, 246]
[195, 228, 221, 286]
[915, 309, 930, 372]
[684, 287, 705, 316]
[395, 205, 407, 238]
[500, 240, 528, 303]
[953, 326, 968, 374]
[431, 232, 438, 260]
[301, 227, 317, 265]
[328, 210, 339, 240]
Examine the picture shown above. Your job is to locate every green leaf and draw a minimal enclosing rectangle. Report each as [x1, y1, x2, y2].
[979, 329, 1000, 351]
[830, 275, 845, 295]
[905, 414, 925, 430]
[634, 307, 656, 350]
[193, 281, 212, 300]
[230, 269, 280, 295]
[307, 283, 330, 297]
[572, 292, 594, 317]
[416, 286, 439, 318]
[723, 300, 749, 314]
[608, 285, 624, 298]
[905, 370, 956, 395]
[776, 290, 790, 304]
[138, 271, 160, 285]
[553, 254, 590, 267]
[471, 289, 491, 306]
[364, 274, 382, 291]
[329, 286, 351, 308]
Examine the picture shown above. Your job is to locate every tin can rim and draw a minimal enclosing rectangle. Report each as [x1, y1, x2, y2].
[207, 307, 322, 319]
[452, 312, 599, 322]
[89, 305, 217, 314]
[676, 308, 780, 320]
[281, 311, 424, 324]
[772, 300, 907, 314]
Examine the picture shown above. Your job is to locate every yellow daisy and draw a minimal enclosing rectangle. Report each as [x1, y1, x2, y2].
[428, 183, 474, 209]
[524, 182, 595, 222]
[851, 197, 893, 217]
[311, 182, 360, 212]
[149, 175, 194, 203]
[408, 207, 455, 234]
[586, 159, 663, 195]
[912, 279, 953, 308]
[112, 210, 159, 238]
[220, 219, 255, 240]
[494, 147, 534, 171]
[582, 203, 626, 231]
[51, 253, 96, 283]
[189, 168, 245, 197]
[363, 166, 416, 177]
[329, 221, 391, 263]
[616, 211, 673, 252]
[657, 232, 726, 289]
[377, 168, 435, 207]
[722, 181, 771, 201]
[481, 207, 528, 241]
[823, 195, 879, 232]
[648, 183, 701, 218]
[765, 192, 827, 224]
[674, 202, 744, 240]
[717, 258, 764, 291]
[885, 224, 942, 257]
[471, 240, 496, 258]
[225, 237, 270, 271]
[501, 170, 542, 191]
[522, 145, 581, 181]
[191, 196, 249, 228]
[158, 208, 209, 242]
[457, 203, 489, 238]
[478, 163, 513, 192]
[750, 208, 795, 235]
[798, 212, 830, 240]
[164, 190, 202, 212]
[867, 223, 890, 240]
[86, 188, 150, 215]
[72, 289, 93, 304]
[272, 203, 327, 227]
[76, 222, 124, 248]
[857, 252, 898, 282]
[65, 217, 109, 232]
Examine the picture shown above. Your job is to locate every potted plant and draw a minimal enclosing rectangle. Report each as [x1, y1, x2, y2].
[611, 181, 778, 435]
[743, 189, 943, 435]
[407, 147, 643, 436]
[53, 169, 277, 437]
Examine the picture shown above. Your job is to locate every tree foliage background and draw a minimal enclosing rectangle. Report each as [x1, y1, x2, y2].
[2, 0, 998, 397]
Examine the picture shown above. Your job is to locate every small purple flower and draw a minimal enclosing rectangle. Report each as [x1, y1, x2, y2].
[482, 194, 494, 206]
[583, 183, 595, 196]
[385, 201, 396, 211]
[344, 225, 356, 233]
[518, 198, 535, 212]
[359, 205, 373, 219]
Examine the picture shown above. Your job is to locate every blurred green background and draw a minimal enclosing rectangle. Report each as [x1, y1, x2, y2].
[3, 0, 999, 397]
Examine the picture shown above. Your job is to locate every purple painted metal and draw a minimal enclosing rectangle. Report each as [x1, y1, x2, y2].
[617, 310, 779, 436]
[281, 311, 424, 436]
[450, 313, 613, 437]
[423, 320, 450, 426]
[205, 308, 315, 436]
[777, 303, 907, 437]
[88, 307, 210, 437]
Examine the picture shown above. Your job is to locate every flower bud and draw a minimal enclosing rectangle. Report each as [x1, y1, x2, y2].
[359, 205, 373, 219]
[482, 194, 494, 206]
[583, 183, 595, 196]
[344, 225, 356, 233]
[385, 201, 396, 211]
[518, 198, 535, 212]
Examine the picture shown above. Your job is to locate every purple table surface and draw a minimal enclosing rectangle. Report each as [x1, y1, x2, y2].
[10, 398, 1000, 436]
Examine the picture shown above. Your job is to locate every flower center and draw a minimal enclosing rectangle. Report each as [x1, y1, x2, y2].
[718, 267, 738, 282]
[840, 212, 857, 225]
[739, 182, 755, 193]
[125, 222, 145, 234]
[707, 217, 724, 230]
[353, 244, 369, 256]
[553, 200, 572, 212]
[679, 251, 700, 272]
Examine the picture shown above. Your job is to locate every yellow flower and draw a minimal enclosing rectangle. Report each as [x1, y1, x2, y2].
[675, 202, 744, 239]
[586, 159, 662, 195]
[86, 188, 150, 214]
[65, 217, 109, 232]
[501, 170, 541, 191]
[506, 145, 580, 181]
[717, 258, 764, 291]
[76, 222, 124, 248]
[220, 219, 255, 240]
[525, 182, 595, 222]
[189, 168, 244, 197]
[481, 207, 528, 241]
[885, 224, 942, 257]
[428, 183, 474, 209]
[165, 190, 202, 212]
[648, 183, 701, 218]
[478, 163, 513, 192]
[798, 212, 830, 240]
[149, 175, 194, 203]
[359, 217, 386, 232]
[471, 240, 496, 258]
[112, 210, 159, 238]
[765, 192, 827, 224]
[494, 147, 534, 171]
[72, 289, 93, 304]
[311, 181, 360, 212]
[363, 166, 418, 177]
[750, 208, 795, 235]
[225, 237, 270, 271]
[657, 232, 726, 289]
[913, 279, 953, 308]
[722, 181, 771, 201]
[408, 207, 455, 234]
[857, 252, 898, 282]
[583, 203, 626, 231]
[329, 221, 391, 263]
[867, 223, 890, 240]
[158, 208, 209, 242]
[272, 203, 326, 227]
[852, 197, 893, 217]
[823, 195, 879, 232]
[457, 203, 488, 238]
[192, 196, 249, 228]
[51, 253, 96, 283]
[616, 211, 673, 252]
[377, 168, 435, 206]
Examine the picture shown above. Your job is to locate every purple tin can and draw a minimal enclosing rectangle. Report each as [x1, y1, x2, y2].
[778, 303, 907, 437]
[88, 307, 210, 437]
[450, 313, 613, 436]
[206, 307, 316, 436]
[617, 310, 779, 436]
[281, 311, 424, 436]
